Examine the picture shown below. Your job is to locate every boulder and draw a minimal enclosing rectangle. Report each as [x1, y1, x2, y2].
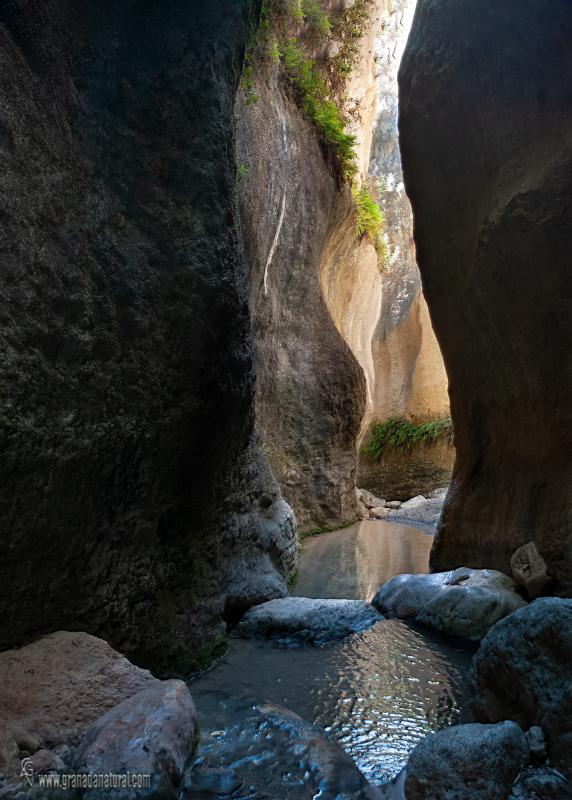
[74, 680, 197, 800]
[358, 489, 386, 510]
[237, 597, 382, 644]
[510, 542, 550, 598]
[509, 766, 571, 799]
[27, 749, 66, 774]
[183, 700, 382, 800]
[370, 506, 389, 519]
[385, 501, 402, 510]
[400, 496, 427, 510]
[472, 598, 572, 777]
[372, 568, 527, 640]
[404, 722, 529, 800]
[0, 631, 160, 770]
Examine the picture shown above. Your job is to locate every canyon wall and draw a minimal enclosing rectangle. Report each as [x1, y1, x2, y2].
[237, 9, 370, 533]
[400, 0, 572, 592]
[0, 0, 296, 675]
[322, 0, 452, 500]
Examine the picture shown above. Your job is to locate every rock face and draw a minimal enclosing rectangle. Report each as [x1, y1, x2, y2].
[472, 598, 572, 777]
[400, 0, 572, 592]
[372, 568, 527, 641]
[0, 0, 296, 673]
[237, 597, 382, 644]
[404, 721, 529, 800]
[358, 440, 454, 504]
[350, 0, 452, 500]
[0, 631, 160, 772]
[74, 680, 197, 800]
[237, 57, 366, 534]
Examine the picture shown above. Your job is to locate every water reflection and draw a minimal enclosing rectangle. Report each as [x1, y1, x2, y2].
[294, 520, 433, 601]
[190, 521, 472, 787]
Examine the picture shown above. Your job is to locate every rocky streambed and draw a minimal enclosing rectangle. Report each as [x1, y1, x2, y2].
[186, 521, 474, 795]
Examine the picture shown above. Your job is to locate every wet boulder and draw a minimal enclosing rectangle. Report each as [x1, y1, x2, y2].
[472, 598, 572, 777]
[372, 568, 527, 640]
[74, 680, 197, 800]
[183, 699, 382, 800]
[404, 722, 529, 800]
[237, 597, 382, 644]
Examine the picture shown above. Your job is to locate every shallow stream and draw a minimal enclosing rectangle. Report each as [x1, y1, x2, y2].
[188, 521, 472, 795]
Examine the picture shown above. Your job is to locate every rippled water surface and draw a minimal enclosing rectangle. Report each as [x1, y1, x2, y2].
[190, 521, 472, 788]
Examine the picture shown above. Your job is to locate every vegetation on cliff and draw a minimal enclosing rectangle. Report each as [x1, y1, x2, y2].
[364, 416, 454, 460]
[242, 0, 386, 262]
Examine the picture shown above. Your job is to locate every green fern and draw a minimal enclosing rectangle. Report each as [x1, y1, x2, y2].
[364, 416, 454, 461]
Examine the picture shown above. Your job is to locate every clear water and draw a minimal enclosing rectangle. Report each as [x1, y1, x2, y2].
[190, 521, 473, 788]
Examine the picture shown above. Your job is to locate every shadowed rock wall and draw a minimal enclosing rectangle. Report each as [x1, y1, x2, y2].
[400, 0, 572, 592]
[0, 0, 296, 674]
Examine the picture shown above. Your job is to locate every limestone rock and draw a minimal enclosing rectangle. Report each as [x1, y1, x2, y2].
[237, 597, 382, 644]
[401, 495, 427, 509]
[183, 699, 382, 800]
[358, 489, 386, 510]
[385, 494, 445, 529]
[510, 542, 550, 598]
[385, 501, 402, 510]
[0, 722, 18, 775]
[74, 680, 197, 800]
[237, 59, 366, 535]
[0, 0, 296, 675]
[526, 727, 547, 763]
[509, 766, 571, 799]
[400, 0, 572, 594]
[28, 749, 66, 774]
[404, 722, 529, 799]
[370, 506, 389, 519]
[472, 598, 572, 777]
[372, 568, 527, 640]
[0, 631, 160, 764]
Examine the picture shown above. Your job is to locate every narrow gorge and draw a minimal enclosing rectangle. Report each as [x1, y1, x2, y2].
[0, 1, 571, 799]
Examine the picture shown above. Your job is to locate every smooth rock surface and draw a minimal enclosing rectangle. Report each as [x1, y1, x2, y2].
[0, 631, 160, 772]
[74, 680, 197, 800]
[400, 0, 572, 593]
[472, 598, 572, 776]
[372, 568, 527, 640]
[404, 721, 529, 799]
[237, 597, 382, 644]
[385, 494, 445, 529]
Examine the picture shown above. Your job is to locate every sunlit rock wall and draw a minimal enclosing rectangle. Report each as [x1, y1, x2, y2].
[322, 0, 452, 500]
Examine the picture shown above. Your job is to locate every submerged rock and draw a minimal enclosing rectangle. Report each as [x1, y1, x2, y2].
[509, 766, 571, 799]
[403, 721, 529, 799]
[74, 680, 197, 800]
[237, 597, 382, 644]
[183, 698, 382, 800]
[472, 598, 572, 777]
[372, 568, 527, 640]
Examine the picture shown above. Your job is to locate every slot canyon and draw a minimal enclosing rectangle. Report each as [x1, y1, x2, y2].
[0, 1, 570, 799]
